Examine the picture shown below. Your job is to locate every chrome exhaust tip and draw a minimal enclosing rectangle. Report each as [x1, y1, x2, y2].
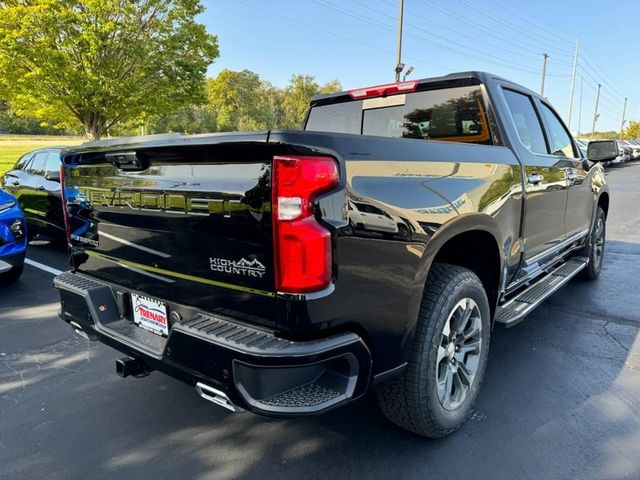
[195, 382, 244, 413]
[69, 321, 90, 340]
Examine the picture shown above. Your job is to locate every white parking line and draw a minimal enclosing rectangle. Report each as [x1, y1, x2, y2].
[24, 258, 63, 276]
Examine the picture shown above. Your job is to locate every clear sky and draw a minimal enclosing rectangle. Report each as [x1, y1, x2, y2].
[200, 0, 640, 133]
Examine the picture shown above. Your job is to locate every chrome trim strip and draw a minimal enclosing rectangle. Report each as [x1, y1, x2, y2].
[525, 229, 588, 266]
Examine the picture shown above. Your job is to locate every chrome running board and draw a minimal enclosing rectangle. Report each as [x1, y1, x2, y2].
[495, 257, 588, 327]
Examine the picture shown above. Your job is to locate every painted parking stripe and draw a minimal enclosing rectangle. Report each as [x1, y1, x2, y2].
[24, 258, 64, 276]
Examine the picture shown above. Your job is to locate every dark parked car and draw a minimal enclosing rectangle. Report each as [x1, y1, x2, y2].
[1, 147, 67, 244]
[54, 71, 615, 438]
[0, 189, 27, 282]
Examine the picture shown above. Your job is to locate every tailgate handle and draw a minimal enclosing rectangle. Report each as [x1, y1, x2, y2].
[106, 152, 147, 171]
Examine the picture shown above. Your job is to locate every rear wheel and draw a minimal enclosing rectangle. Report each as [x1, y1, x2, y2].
[376, 263, 491, 437]
[578, 206, 606, 280]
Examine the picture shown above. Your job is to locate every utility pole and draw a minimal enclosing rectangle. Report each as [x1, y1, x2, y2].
[567, 38, 580, 130]
[395, 0, 405, 82]
[540, 53, 548, 96]
[577, 75, 583, 135]
[620, 97, 628, 139]
[591, 83, 601, 138]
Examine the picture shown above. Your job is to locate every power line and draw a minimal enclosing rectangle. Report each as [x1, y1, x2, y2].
[374, 0, 570, 64]
[487, 0, 576, 45]
[413, 0, 574, 64]
[230, 0, 457, 76]
[458, 0, 576, 57]
[581, 49, 640, 105]
[313, 0, 567, 77]
[578, 63, 634, 116]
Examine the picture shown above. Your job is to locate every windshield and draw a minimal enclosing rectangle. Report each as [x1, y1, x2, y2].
[306, 85, 494, 145]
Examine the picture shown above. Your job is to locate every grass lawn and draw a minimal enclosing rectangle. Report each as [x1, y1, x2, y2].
[0, 135, 84, 177]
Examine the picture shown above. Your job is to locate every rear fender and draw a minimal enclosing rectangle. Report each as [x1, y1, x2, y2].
[399, 214, 506, 361]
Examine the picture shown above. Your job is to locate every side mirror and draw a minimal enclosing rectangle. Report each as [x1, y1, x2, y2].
[45, 171, 61, 182]
[587, 140, 618, 163]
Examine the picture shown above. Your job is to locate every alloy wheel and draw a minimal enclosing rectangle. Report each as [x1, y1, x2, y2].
[436, 298, 483, 411]
[593, 216, 605, 269]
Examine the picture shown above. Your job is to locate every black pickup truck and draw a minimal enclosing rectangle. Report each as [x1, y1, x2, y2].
[54, 72, 617, 437]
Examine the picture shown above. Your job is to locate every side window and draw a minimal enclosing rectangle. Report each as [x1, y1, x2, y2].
[28, 153, 47, 176]
[540, 103, 578, 158]
[502, 89, 548, 155]
[44, 152, 61, 174]
[15, 154, 33, 170]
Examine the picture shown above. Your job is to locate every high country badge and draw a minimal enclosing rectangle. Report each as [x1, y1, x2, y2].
[209, 257, 266, 278]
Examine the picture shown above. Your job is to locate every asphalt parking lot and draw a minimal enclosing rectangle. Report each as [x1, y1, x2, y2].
[1, 163, 639, 480]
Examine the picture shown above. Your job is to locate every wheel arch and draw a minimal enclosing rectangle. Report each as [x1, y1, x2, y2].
[393, 214, 508, 375]
[597, 191, 609, 218]
[416, 214, 506, 321]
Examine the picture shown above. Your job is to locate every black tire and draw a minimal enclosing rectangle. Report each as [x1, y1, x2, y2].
[376, 263, 491, 438]
[578, 206, 606, 281]
[0, 264, 24, 284]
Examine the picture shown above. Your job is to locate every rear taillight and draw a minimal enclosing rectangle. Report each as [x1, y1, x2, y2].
[60, 165, 71, 246]
[272, 155, 339, 293]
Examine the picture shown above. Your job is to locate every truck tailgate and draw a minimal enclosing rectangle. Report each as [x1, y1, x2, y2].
[62, 133, 278, 328]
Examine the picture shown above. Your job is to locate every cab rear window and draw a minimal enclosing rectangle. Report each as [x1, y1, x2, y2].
[306, 85, 494, 145]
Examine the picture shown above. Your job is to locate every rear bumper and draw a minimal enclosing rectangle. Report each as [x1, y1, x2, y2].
[54, 271, 372, 415]
[0, 251, 25, 273]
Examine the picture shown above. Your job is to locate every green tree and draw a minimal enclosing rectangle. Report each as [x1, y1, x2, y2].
[0, 99, 81, 135]
[0, 0, 218, 140]
[148, 105, 216, 134]
[621, 121, 640, 140]
[255, 82, 285, 130]
[280, 75, 342, 129]
[207, 69, 265, 131]
[319, 79, 343, 94]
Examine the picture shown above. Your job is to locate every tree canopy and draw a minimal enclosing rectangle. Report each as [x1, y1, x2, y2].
[0, 0, 219, 139]
[280, 74, 342, 129]
[621, 121, 640, 140]
[147, 70, 342, 134]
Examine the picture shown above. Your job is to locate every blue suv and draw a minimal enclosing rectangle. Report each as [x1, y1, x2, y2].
[0, 189, 27, 282]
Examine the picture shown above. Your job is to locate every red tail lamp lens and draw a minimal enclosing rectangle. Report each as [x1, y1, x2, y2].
[272, 155, 339, 293]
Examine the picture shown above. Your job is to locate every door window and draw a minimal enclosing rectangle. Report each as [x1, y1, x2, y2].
[15, 153, 33, 170]
[28, 153, 47, 176]
[502, 89, 548, 155]
[44, 152, 61, 173]
[540, 103, 578, 158]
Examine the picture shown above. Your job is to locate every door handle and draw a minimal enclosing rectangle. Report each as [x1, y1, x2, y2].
[11, 181, 20, 186]
[37, 186, 45, 191]
[527, 173, 544, 185]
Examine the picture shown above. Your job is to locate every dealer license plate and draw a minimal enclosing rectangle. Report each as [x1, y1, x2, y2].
[131, 293, 169, 337]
